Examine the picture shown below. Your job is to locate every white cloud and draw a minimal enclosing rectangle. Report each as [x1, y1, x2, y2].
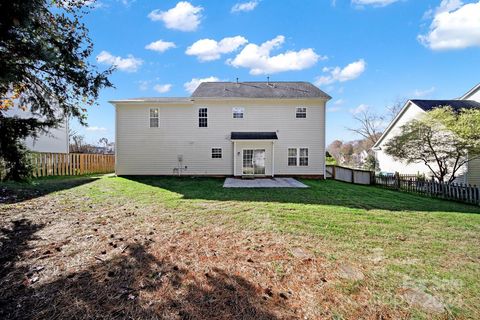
[423, 0, 463, 19]
[334, 99, 345, 105]
[148, 1, 203, 32]
[145, 40, 176, 53]
[418, 1, 480, 50]
[314, 59, 366, 86]
[96, 51, 142, 72]
[184, 76, 220, 93]
[86, 126, 107, 132]
[186, 36, 248, 61]
[413, 86, 436, 97]
[227, 35, 324, 75]
[231, 1, 259, 13]
[352, 0, 400, 7]
[350, 104, 369, 114]
[153, 84, 172, 93]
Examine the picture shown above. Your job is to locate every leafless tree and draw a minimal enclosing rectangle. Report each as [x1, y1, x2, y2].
[348, 110, 384, 144]
[386, 98, 406, 121]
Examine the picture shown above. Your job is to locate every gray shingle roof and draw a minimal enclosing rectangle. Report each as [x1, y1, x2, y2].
[191, 82, 331, 99]
[411, 99, 480, 112]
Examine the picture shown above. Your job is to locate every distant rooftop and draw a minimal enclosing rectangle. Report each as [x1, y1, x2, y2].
[411, 99, 480, 112]
[191, 81, 331, 99]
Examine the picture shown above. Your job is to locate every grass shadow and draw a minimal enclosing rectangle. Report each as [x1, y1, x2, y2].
[0, 240, 287, 319]
[123, 176, 480, 214]
[0, 175, 101, 204]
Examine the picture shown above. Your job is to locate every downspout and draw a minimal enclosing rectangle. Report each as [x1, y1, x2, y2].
[233, 140, 237, 177]
[272, 141, 275, 178]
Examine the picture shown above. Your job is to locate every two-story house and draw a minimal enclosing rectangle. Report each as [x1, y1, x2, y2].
[111, 81, 331, 178]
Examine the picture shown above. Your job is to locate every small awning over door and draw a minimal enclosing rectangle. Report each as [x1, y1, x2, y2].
[230, 132, 278, 140]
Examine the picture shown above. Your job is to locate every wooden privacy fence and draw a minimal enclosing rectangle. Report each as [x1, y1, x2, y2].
[29, 152, 115, 177]
[326, 165, 374, 185]
[375, 173, 480, 206]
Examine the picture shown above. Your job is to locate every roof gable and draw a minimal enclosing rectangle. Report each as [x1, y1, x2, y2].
[191, 81, 331, 99]
[461, 83, 480, 100]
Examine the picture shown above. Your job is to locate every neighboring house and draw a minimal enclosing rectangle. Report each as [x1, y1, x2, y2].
[353, 150, 369, 167]
[373, 83, 480, 185]
[111, 81, 331, 177]
[5, 107, 69, 153]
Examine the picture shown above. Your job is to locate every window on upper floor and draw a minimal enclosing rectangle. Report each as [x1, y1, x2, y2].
[150, 108, 159, 128]
[296, 107, 307, 119]
[232, 107, 244, 119]
[199, 108, 208, 127]
[211, 148, 222, 159]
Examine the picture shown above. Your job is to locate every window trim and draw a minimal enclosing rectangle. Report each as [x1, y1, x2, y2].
[295, 107, 307, 119]
[198, 107, 208, 128]
[299, 148, 309, 166]
[288, 148, 297, 166]
[211, 147, 222, 159]
[232, 107, 245, 119]
[149, 107, 159, 128]
[288, 147, 309, 167]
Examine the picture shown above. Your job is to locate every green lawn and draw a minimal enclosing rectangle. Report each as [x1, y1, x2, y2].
[1, 175, 479, 319]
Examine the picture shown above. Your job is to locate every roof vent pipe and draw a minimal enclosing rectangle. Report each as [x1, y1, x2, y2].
[267, 76, 270, 85]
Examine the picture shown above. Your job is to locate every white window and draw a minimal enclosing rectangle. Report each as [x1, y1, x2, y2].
[299, 148, 309, 166]
[211, 148, 222, 158]
[150, 108, 159, 127]
[199, 108, 208, 127]
[288, 148, 297, 166]
[296, 107, 307, 118]
[288, 148, 309, 166]
[232, 107, 244, 119]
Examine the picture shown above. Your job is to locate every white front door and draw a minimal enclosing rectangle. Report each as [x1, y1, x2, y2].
[243, 149, 266, 175]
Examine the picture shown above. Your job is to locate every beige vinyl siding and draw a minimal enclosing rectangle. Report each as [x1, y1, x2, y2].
[467, 158, 480, 186]
[461, 86, 480, 185]
[115, 99, 326, 176]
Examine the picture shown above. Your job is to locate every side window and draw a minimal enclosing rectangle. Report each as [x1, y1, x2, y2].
[296, 107, 307, 119]
[199, 108, 208, 127]
[150, 108, 159, 128]
[232, 107, 244, 119]
[299, 148, 309, 166]
[211, 148, 222, 159]
[288, 148, 297, 166]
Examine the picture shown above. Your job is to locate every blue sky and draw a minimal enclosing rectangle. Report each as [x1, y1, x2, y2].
[73, 0, 480, 145]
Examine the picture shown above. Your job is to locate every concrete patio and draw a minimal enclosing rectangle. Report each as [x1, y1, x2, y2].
[223, 177, 309, 188]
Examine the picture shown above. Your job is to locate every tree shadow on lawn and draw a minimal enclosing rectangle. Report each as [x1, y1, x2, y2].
[123, 176, 480, 214]
[0, 220, 288, 320]
[0, 175, 100, 204]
